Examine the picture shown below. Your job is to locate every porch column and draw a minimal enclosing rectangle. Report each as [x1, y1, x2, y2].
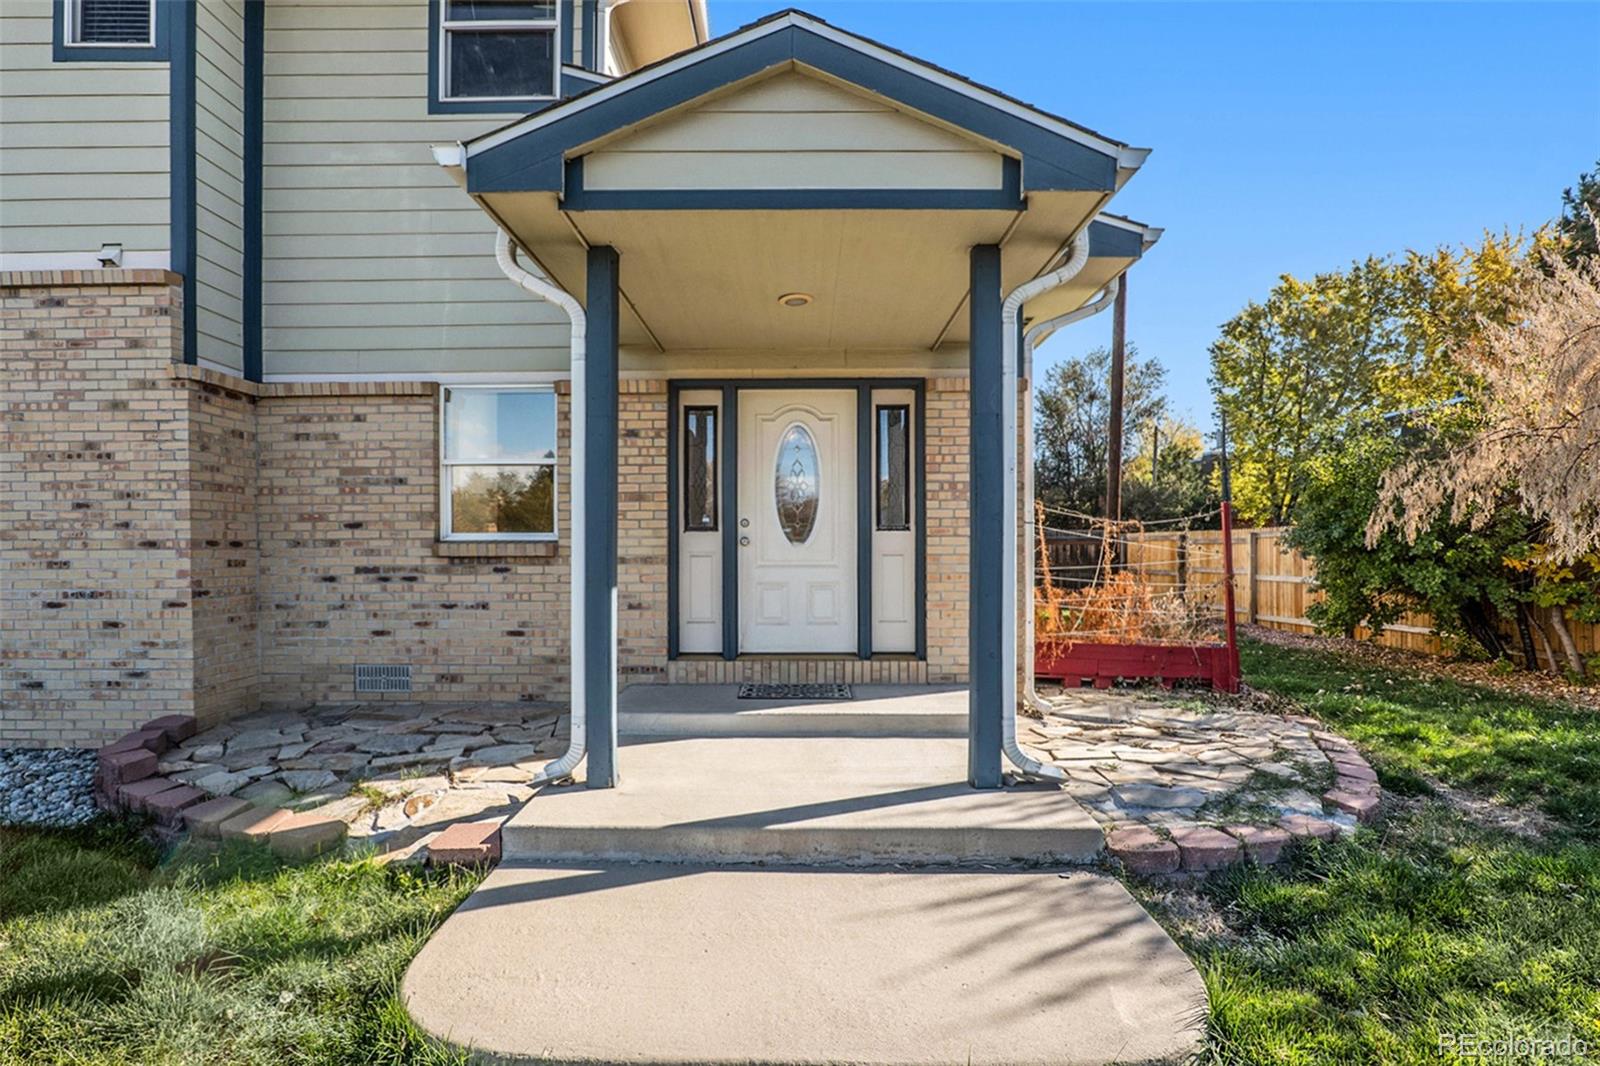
[968, 245, 1004, 788]
[585, 245, 620, 788]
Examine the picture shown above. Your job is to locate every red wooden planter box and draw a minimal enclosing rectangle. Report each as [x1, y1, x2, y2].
[1035, 640, 1240, 693]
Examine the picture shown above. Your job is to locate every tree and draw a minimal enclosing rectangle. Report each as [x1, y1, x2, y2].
[1368, 238, 1600, 675]
[1033, 344, 1167, 519]
[1119, 416, 1216, 523]
[1556, 161, 1599, 265]
[1209, 237, 1522, 525]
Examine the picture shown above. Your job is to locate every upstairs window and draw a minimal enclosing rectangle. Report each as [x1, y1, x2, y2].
[439, 0, 559, 104]
[64, 0, 154, 48]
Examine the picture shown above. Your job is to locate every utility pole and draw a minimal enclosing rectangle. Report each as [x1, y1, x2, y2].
[1105, 273, 1128, 521]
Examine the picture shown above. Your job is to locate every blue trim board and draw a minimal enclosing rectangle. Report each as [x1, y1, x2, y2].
[1087, 220, 1146, 260]
[52, 0, 169, 61]
[856, 386, 873, 659]
[581, 0, 598, 69]
[241, 0, 263, 382]
[467, 24, 1120, 195]
[558, 157, 1023, 212]
[720, 385, 739, 660]
[560, 0, 575, 64]
[968, 245, 1004, 789]
[667, 378, 926, 662]
[169, 0, 196, 365]
[666, 382, 682, 659]
[584, 246, 620, 788]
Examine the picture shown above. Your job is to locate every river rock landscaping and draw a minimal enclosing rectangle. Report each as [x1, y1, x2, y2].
[0, 747, 99, 828]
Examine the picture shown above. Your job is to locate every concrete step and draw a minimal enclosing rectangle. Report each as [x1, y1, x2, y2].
[502, 736, 1104, 866]
[618, 682, 968, 738]
[403, 863, 1205, 1065]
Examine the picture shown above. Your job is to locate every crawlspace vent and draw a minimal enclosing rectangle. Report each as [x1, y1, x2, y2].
[355, 664, 412, 693]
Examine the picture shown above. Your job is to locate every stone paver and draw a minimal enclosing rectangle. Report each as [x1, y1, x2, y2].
[427, 818, 503, 865]
[1030, 689, 1381, 876]
[141, 701, 566, 863]
[268, 812, 348, 859]
[183, 796, 253, 838]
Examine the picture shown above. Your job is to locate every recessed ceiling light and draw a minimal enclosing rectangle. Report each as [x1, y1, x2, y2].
[778, 292, 813, 308]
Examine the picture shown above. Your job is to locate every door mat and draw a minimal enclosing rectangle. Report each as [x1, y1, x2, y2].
[737, 683, 853, 700]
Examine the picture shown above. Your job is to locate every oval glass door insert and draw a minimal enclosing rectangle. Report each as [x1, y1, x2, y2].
[774, 423, 820, 544]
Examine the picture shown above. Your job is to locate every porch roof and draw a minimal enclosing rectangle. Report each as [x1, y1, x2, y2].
[434, 10, 1161, 352]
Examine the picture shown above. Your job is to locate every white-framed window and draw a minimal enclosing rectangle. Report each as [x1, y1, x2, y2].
[438, 0, 560, 104]
[440, 385, 558, 540]
[64, 0, 155, 47]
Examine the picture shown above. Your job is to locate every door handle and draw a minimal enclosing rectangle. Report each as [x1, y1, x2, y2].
[739, 536, 751, 547]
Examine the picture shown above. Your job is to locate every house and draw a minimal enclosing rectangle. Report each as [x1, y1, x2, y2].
[0, 0, 1160, 789]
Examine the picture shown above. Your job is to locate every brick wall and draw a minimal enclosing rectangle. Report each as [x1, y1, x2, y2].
[255, 382, 573, 706]
[925, 376, 971, 683]
[2, 280, 987, 744]
[185, 372, 260, 721]
[2, 272, 209, 744]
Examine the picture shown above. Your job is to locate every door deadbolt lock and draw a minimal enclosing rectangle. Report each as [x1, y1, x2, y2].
[739, 518, 750, 528]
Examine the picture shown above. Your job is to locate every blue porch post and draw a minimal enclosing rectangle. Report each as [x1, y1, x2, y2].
[968, 245, 1004, 788]
[585, 246, 620, 788]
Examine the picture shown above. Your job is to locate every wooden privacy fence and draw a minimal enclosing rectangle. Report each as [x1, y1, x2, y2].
[1119, 527, 1598, 666]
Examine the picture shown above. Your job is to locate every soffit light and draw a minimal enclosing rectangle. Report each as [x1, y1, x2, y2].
[778, 292, 813, 308]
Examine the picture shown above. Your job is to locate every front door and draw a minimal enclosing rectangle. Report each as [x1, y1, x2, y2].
[737, 390, 857, 653]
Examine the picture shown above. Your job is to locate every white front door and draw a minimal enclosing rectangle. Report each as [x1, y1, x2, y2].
[738, 390, 857, 653]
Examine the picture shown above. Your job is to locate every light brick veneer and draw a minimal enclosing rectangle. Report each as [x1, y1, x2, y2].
[1, 271, 258, 744]
[2, 271, 986, 745]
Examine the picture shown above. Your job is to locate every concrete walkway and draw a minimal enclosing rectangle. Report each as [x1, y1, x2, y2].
[403, 864, 1205, 1065]
[403, 684, 1207, 1064]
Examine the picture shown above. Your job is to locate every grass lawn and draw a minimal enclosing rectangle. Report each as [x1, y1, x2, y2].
[0, 823, 483, 1066]
[1145, 638, 1600, 1065]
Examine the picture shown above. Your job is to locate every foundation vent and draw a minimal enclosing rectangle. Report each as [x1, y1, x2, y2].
[354, 664, 412, 693]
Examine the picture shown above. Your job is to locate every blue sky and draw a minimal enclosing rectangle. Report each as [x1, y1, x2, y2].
[713, 1, 1600, 426]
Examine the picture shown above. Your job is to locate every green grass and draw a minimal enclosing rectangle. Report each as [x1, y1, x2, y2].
[1240, 639, 1600, 838]
[0, 822, 483, 1066]
[1146, 639, 1600, 1065]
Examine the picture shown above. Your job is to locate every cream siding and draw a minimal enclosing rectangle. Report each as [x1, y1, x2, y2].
[195, 0, 247, 371]
[0, 0, 170, 269]
[262, 0, 571, 376]
[581, 72, 1007, 192]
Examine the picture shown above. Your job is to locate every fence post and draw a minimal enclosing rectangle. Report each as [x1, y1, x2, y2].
[1245, 529, 1258, 625]
[1176, 532, 1188, 603]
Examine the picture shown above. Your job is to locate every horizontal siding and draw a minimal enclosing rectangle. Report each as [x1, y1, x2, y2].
[0, 0, 169, 268]
[194, 0, 246, 371]
[583, 71, 1006, 192]
[262, 0, 570, 376]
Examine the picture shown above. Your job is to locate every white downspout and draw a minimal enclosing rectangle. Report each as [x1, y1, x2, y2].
[998, 226, 1094, 781]
[1022, 277, 1121, 715]
[495, 228, 589, 784]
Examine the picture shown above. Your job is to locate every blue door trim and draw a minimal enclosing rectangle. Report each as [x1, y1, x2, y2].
[667, 377, 926, 662]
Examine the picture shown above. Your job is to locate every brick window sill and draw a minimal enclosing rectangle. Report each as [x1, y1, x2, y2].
[434, 539, 558, 559]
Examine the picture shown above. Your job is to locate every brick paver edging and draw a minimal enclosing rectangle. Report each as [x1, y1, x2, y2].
[93, 714, 500, 867]
[1105, 716, 1381, 877]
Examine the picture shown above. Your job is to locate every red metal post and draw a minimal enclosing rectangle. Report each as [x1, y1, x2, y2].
[1217, 410, 1241, 692]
